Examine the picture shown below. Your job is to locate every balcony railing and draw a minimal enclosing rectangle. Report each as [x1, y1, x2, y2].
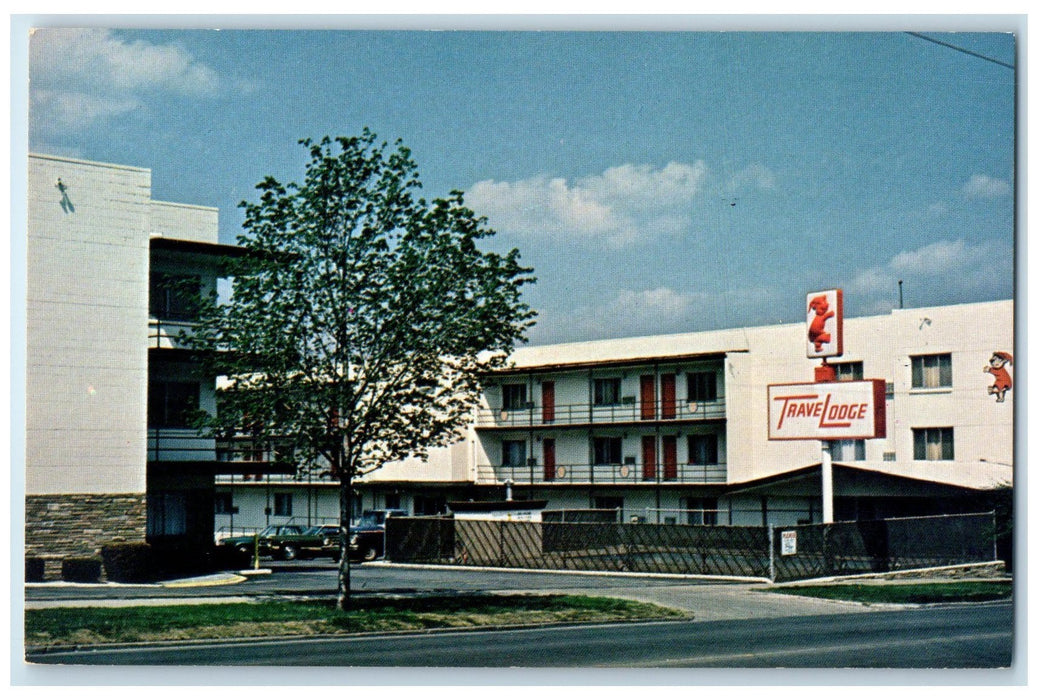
[215, 472, 325, 485]
[148, 428, 284, 467]
[476, 398, 726, 429]
[149, 317, 198, 351]
[478, 461, 728, 485]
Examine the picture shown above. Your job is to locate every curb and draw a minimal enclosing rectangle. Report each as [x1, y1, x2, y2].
[366, 560, 771, 584]
[162, 573, 249, 588]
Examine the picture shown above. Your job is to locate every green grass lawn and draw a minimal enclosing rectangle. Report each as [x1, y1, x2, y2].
[765, 580, 1012, 605]
[25, 594, 688, 647]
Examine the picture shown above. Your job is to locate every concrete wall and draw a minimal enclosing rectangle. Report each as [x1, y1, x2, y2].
[27, 153, 226, 565]
[27, 154, 151, 496]
[150, 200, 218, 244]
[726, 300, 1014, 485]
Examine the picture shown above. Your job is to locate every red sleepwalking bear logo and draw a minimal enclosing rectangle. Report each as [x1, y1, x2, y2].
[984, 351, 1013, 403]
[807, 295, 835, 353]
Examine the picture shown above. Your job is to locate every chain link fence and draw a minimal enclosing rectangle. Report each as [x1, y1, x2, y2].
[769, 511, 998, 581]
[386, 511, 998, 582]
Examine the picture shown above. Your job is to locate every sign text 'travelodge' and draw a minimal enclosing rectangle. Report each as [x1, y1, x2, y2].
[767, 380, 886, 440]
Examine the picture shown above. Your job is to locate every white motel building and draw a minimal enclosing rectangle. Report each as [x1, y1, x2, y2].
[25, 153, 1015, 568]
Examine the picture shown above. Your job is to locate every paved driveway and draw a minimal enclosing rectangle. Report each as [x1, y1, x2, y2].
[25, 560, 872, 621]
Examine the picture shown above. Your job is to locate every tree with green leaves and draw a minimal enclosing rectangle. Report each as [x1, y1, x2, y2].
[190, 131, 535, 609]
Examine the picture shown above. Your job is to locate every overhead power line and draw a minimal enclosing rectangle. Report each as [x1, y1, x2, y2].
[906, 32, 1015, 70]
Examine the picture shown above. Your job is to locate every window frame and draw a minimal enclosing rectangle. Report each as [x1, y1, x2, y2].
[501, 383, 528, 410]
[913, 427, 955, 461]
[592, 436, 623, 465]
[687, 371, 718, 402]
[686, 497, 719, 525]
[687, 433, 719, 465]
[831, 361, 864, 381]
[273, 492, 293, 517]
[830, 439, 866, 461]
[593, 377, 622, 406]
[501, 439, 527, 468]
[911, 353, 953, 390]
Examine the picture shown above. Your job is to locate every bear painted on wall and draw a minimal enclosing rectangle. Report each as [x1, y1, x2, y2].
[984, 351, 1013, 403]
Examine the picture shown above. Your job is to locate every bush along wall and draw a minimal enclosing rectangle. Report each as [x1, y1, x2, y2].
[100, 542, 157, 583]
[25, 557, 45, 583]
[61, 557, 103, 583]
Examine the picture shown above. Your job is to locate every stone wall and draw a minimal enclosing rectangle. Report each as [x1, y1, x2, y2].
[25, 493, 147, 578]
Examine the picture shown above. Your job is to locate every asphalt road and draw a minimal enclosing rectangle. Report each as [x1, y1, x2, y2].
[26, 602, 1012, 668]
[22, 561, 1016, 674]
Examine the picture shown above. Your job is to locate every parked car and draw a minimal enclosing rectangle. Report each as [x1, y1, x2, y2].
[219, 524, 331, 561]
[349, 509, 407, 562]
[306, 524, 344, 561]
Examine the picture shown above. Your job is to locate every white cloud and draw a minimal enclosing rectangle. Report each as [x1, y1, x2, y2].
[846, 239, 1009, 314]
[963, 174, 1011, 199]
[468, 161, 709, 247]
[528, 284, 787, 343]
[615, 287, 702, 319]
[29, 28, 219, 137]
[729, 164, 777, 191]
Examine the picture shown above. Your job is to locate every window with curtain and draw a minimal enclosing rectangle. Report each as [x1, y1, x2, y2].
[913, 427, 954, 460]
[831, 439, 866, 461]
[911, 354, 952, 389]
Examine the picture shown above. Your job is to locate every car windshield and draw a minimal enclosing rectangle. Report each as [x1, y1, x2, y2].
[305, 526, 337, 535]
[355, 513, 383, 527]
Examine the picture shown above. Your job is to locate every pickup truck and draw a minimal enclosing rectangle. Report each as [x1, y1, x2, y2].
[219, 524, 337, 561]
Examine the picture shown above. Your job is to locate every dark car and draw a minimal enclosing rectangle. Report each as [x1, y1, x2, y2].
[306, 524, 344, 561]
[219, 524, 328, 561]
[349, 509, 407, 561]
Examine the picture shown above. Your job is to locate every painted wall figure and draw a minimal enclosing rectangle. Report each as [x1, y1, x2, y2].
[984, 351, 1013, 403]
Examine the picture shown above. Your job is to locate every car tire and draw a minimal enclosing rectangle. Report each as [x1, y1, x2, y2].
[237, 544, 252, 556]
[361, 546, 378, 562]
[282, 544, 298, 561]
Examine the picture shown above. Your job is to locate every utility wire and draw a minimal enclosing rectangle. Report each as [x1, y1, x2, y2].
[906, 32, 1015, 70]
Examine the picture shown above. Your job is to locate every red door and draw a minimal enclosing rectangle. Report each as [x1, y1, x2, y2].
[543, 439, 556, 481]
[641, 435, 657, 480]
[661, 374, 676, 419]
[663, 435, 678, 480]
[541, 381, 555, 423]
[640, 375, 655, 420]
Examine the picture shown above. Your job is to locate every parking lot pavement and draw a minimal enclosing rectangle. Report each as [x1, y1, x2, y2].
[22, 560, 874, 621]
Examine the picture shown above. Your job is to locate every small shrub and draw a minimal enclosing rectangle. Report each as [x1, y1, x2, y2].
[25, 557, 45, 583]
[101, 542, 156, 583]
[62, 556, 102, 583]
[211, 544, 252, 570]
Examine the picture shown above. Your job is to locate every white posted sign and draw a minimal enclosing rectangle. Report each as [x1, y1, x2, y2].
[768, 379, 886, 441]
[781, 530, 797, 556]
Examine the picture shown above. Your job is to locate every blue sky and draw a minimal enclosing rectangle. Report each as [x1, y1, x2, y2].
[26, 26, 1017, 345]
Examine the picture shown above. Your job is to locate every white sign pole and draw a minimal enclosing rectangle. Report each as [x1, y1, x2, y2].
[821, 440, 834, 523]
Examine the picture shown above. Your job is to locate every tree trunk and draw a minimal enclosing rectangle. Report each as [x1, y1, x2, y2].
[336, 470, 353, 611]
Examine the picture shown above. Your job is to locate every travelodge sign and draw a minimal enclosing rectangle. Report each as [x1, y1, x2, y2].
[806, 288, 843, 358]
[768, 379, 886, 441]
